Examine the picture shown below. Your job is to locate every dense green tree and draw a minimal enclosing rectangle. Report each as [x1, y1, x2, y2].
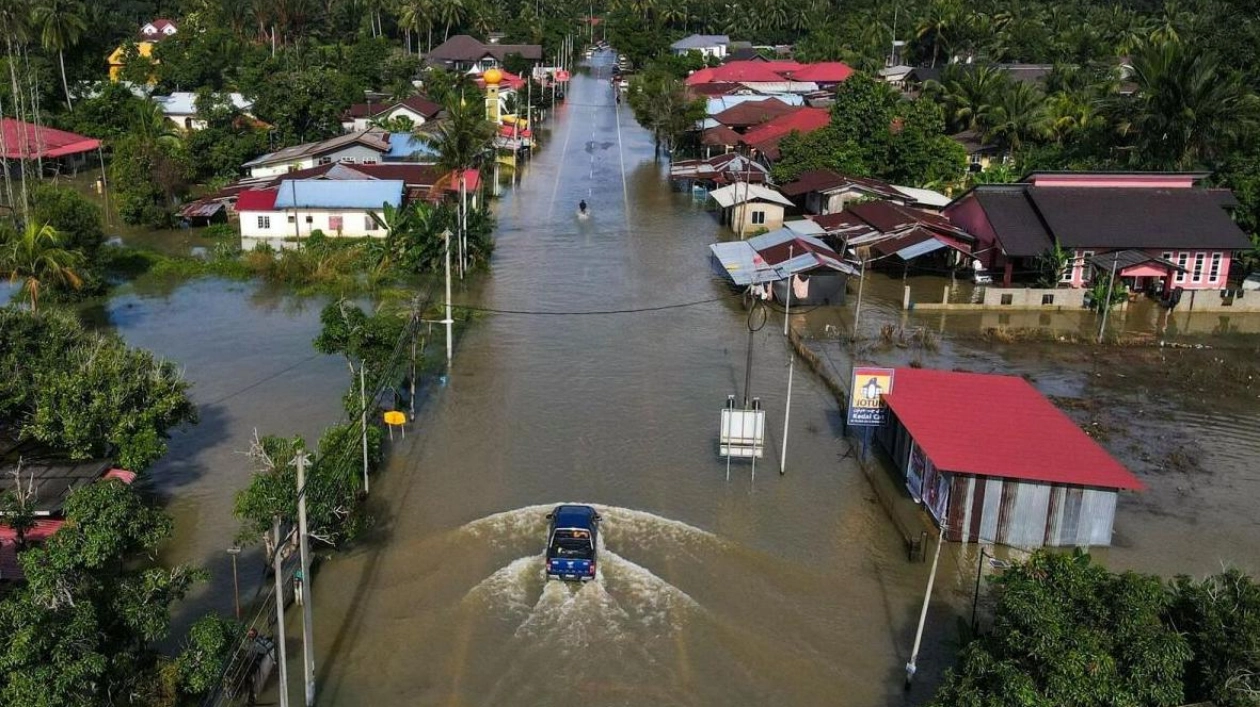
[59, 81, 151, 140]
[626, 67, 705, 156]
[1122, 39, 1260, 169]
[773, 73, 964, 186]
[0, 480, 203, 705]
[183, 90, 269, 181]
[932, 550, 1191, 707]
[251, 66, 357, 145]
[110, 133, 192, 227]
[0, 308, 197, 470]
[29, 184, 104, 256]
[1168, 569, 1260, 707]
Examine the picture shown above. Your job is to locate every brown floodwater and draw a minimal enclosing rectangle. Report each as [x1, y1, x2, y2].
[84, 51, 1260, 706]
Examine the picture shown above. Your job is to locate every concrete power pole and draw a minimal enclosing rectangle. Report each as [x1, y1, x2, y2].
[360, 364, 369, 494]
[296, 455, 316, 706]
[271, 517, 290, 707]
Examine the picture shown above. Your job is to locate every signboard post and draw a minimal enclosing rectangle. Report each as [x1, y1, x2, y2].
[847, 366, 894, 427]
[719, 397, 766, 482]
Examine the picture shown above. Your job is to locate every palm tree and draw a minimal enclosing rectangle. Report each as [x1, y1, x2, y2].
[436, 0, 462, 41]
[980, 80, 1049, 154]
[1122, 40, 1260, 169]
[0, 221, 85, 313]
[925, 64, 1010, 133]
[416, 95, 495, 273]
[915, 0, 962, 67]
[31, 0, 85, 111]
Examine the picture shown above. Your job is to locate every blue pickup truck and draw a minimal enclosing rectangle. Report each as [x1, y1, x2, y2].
[545, 505, 600, 582]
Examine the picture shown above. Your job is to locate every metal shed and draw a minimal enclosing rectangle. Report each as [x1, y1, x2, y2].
[873, 368, 1144, 549]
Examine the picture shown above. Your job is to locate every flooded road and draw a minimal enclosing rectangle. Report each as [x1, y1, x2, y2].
[305, 55, 946, 706]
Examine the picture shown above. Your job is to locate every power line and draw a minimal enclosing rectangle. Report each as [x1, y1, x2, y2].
[450, 292, 743, 316]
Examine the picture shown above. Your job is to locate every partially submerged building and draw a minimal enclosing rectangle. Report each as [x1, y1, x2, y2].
[873, 368, 1144, 548]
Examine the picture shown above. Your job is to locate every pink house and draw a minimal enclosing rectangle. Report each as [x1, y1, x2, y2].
[945, 172, 1251, 292]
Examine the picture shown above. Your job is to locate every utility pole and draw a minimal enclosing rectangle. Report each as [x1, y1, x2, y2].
[852, 255, 867, 342]
[409, 311, 418, 420]
[779, 351, 794, 476]
[271, 517, 290, 707]
[296, 455, 316, 707]
[906, 525, 946, 689]
[227, 545, 242, 619]
[443, 228, 453, 368]
[783, 244, 793, 335]
[1097, 252, 1119, 344]
[359, 364, 369, 494]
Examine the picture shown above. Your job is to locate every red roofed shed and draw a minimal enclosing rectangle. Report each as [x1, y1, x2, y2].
[0, 118, 101, 160]
[874, 367, 1142, 548]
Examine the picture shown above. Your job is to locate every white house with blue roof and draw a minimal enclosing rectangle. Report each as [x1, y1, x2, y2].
[238, 179, 405, 241]
[154, 92, 253, 130]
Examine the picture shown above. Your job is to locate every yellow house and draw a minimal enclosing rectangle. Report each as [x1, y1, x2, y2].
[108, 41, 156, 82]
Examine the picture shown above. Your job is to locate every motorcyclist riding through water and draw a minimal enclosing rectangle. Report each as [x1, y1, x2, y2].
[579, 200, 588, 214]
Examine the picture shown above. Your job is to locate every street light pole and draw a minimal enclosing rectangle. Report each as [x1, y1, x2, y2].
[779, 351, 794, 476]
[359, 364, 369, 494]
[852, 255, 867, 342]
[906, 524, 946, 689]
[783, 244, 793, 336]
[296, 455, 316, 706]
[443, 228, 453, 368]
[271, 517, 290, 707]
[226, 546, 241, 620]
[1097, 251, 1120, 344]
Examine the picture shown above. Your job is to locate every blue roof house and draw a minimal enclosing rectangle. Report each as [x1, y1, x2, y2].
[243, 179, 404, 240]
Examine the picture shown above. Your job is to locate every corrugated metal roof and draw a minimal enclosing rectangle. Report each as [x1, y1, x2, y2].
[883, 368, 1144, 490]
[710, 242, 784, 286]
[274, 180, 403, 209]
[710, 182, 793, 208]
[784, 219, 826, 235]
[156, 91, 251, 116]
[672, 34, 729, 49]
[387, 132, 440, 159]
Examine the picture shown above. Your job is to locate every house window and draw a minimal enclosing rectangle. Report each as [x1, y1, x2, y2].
[257, 215, 270, 229]
[287, 214, 295, 224]
[360, 158, 377, 165]
[1000, 294, 1013, 305]
[751, 210, 766, 225]
[1061, 251, 1075, 282]
[329, 215, 343, 232]
[1209, 253, 1222, 282]
[317, 157, 332, 165]
[1175, 253, 1188, 282]
[1041, 294, 1054, 305]
[340, 156, 356, 164]
[365, 214, 378, 231]
[1192, 253, 1205, 282]
[1161, 252, 1172, 262]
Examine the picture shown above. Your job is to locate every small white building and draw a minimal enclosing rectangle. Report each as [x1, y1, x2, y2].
[139, 18, 177, 40]
[341, 96, 444, 133]
[241, 130, 391, 178]
[671, 34, 730, 59]
[154, 92, 253, 131]
[237, 179, 404, 241]
[709, 182, 794, 234]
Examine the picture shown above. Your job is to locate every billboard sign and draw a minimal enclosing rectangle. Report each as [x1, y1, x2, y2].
[847, 367, 894, 426]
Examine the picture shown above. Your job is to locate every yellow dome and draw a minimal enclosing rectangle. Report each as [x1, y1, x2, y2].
[483, 68, 503, 85]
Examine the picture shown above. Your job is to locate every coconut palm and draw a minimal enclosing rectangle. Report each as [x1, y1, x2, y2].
[980, 80, 1049, 154]
[436, 0, 462, 41]
[1122, 40, 1260, 169]
[0, 221, 84, 313]
[915, 0, 962, 67]
[416, 95, 495, 272]
[31, 0, 85, 111]
[925, 64, 1010, 133]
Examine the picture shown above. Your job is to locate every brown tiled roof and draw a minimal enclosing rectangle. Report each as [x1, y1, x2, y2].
[700, 125, 741, 146]
[712, 98, 796, 128]
[780, 170, 904, 199]
[427, 35, 542, 62]
[689, 82, 741, 97]
[353, 163, 444, 187]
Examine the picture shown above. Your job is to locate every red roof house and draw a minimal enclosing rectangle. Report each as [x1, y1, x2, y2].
[741, 107, 831, 160]
[873, 367, 1142, 548]
[0, 118, 101, 160]
[784, 62, 855, 85]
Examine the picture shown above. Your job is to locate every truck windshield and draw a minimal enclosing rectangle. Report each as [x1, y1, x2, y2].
[549, 529, 593, 559]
